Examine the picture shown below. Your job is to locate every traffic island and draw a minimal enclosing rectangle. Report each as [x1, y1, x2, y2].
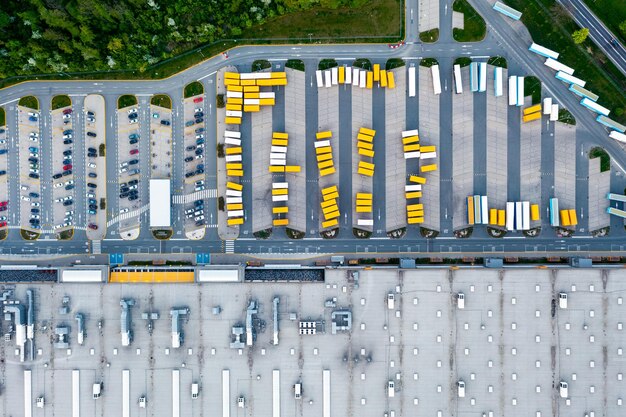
[152, 229, 173, 240]
[522, 227, 541, 238]
[253, 228, 272, 240]
[419, 29, 439, 43]
[591, 227, 609, 237]
[554, 227, 573, 238]
[454, 227, 473, 238]
[20, 229, 40, 240]
[286, 228, 305, 239]
[420, 227, 439, 238]
[57, 229, 74, 241]
[0, 229, 7, 240]
[120, 227, 140, 240]
[320, 228, 339, 239]
[387, 227, 406, 239]
[353, 228, 372, 239]
[487, 226, 507, 238]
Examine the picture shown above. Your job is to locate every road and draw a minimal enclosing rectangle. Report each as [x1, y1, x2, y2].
[0, 0, 625, 260]
[558, 0, 626, 77]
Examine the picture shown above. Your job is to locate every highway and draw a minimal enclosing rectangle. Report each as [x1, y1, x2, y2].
[0, 0, 625, 261]
[558, 0, 626, 77]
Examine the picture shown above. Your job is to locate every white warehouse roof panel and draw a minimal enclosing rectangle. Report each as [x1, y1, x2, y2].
[149, 179, 171, 228]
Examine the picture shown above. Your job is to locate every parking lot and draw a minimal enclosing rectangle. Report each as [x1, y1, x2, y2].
[17, 105, 42, 235]
[0, 123, 7, 234]
[149, 104, 173, 178]
[117, 102, 143, 237]
[181, 94, 207, 236]
[50, 102, 76, 235]
[84, 94, 107, 240]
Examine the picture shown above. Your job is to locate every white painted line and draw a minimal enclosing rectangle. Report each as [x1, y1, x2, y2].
[198, 71, 217, 81]
[0, 98, 19, 107]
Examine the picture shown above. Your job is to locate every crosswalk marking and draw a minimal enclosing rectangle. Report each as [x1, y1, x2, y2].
[173, 188, 217, 204]
[107, 205, 149, 227]
[92, 240, 101, 254]
[225, 240, 235, 254]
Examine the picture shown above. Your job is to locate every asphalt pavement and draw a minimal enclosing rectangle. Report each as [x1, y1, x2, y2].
[0, 0, 625, 259]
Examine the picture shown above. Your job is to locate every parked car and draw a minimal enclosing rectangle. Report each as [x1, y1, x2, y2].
[160, 120, 171, 126]
[130, 149, 139, 155]
[193, 97, 203, 103]
[88, 223, 98, 230]
[87, 131, 97, 137]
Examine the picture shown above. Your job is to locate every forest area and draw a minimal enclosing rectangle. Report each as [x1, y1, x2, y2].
[0, 0, 373, 78]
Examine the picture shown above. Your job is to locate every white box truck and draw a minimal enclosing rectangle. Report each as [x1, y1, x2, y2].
[457, 293, 465, 309]
[559, 292, 568, 309]
[457, 381, 466, 398]
[559, 381, 568, 398]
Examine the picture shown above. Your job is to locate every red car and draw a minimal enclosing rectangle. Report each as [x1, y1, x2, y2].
[0, 201, 7, 207]
[0, 221, 6, 228]
[88, 223, 98, 230]
[63, 164, 72, 171]
[193, 97, 203, 103]
[62, 108, 72, 115]
[130, 149, 139, 155]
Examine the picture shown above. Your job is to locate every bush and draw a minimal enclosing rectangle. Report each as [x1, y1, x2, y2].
[218, 196, 225, 211]
[353, 228, 372, 239]
[152, 229, 173, 240]
[118, 95, 137, 109]
[419, 29, 439, 43]
[100, 198, 106, 210]
[150, 94, 172, 109]
[184, 82, 204, 98]
[318, 59, 338, 71]
[216, 94, 225, 108]
[19, 96, 39, 110]
[253, 228, 272, 239]
[252, 60, 271, 72]
[58, 229, 74, 240]
[386, 58, 405, 70]
[51, 95, 71, 110]
[99, 143, 106, 157]
[589, 146, 610, 172]
[216, 143, 225, 158]
[452, 0, 486, 42]
[420, 58, 438, 68]
[286, 228, 305, 239]
[558, 108, 576, 125]
[487, 56, 507, 68]
[454, 57, 472, 67]
[352, 58, 372, 70]
[285, 60, 305, 71]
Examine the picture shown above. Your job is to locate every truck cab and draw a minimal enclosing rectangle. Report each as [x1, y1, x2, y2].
[93, 382, 103, 399]
[387, 380, 395, 397]
[457, 293, 465, 309]
[559, 381, 568, 398]
[294, 383, 302, 399]
[558, 292, 568, 309]
[191, 383, 199, 399]
[387, 293, 395, 310]
[457, 380, 466, 397]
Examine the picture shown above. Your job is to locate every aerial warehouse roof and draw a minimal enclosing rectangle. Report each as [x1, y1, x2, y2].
[150, 179, 171, 228]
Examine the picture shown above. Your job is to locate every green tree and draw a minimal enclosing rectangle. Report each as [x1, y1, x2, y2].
[572, 28, 589, 44]
[107, 38, 123, 53]
[620, 20, 626, 37]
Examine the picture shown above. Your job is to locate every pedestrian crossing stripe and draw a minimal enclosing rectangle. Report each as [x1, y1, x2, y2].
[172, 188, 217, 204]
[225, 240, 235, 253]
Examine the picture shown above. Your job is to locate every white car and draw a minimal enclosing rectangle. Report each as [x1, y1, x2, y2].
[194, 215, 205, 222]
[28, 136, 38, 142]
[62, 134, 72, 139]
[64, 180, 74, 186]
[0, 140, 6, 144]
[128, 184, 137, 190]
[195, 154, 204, 160]
[129, 118, 138, 124]
[54, 197, 63, 203]
[53, 183, 64, 188]
[65, 210, 74, 216]
[119, 167, 128, 173]
[29, 152, 38, 157]
[30, 215, 40, 220]
[86, 192, 96, 199]
[127, 108, 138, 114]
[0, 216, 6, 221]
[194, 185, 205, 192]
[20, 196, 31, 201]
[62, 196, 72, 201]
[194, 107, 203, 113]
[20, 185, 29, 191]
[31, 202, 40, 207]
[195, 180, 204, 186]
[62, 113, 71, 119]
[88, 162, 97, 168]
[119, 161, 129, 168]
[29, 132, 38, 137]
[28, 112, 38, 117]
[119, 208, 129, 214]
